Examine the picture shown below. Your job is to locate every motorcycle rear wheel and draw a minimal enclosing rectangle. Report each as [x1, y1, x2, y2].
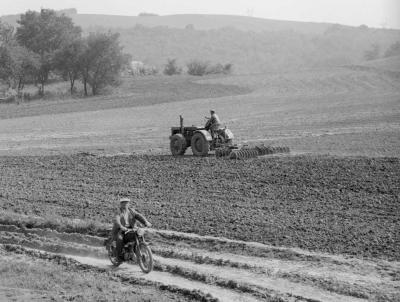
[136, 243, 153, 273]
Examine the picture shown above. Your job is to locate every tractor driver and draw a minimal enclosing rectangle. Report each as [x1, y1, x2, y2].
[205, 110, 222, 137]
[112, 197, 152, 260]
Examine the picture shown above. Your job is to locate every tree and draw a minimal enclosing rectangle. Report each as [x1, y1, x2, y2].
[163, 58, 182, 75]
[80, 32, 130, 96]
[0, 20, 15, 46]
[0, 21, 39, 95]
[16, 9, 81, 95]
[54, 39, 85, 94]
[0, 45, 39, 93]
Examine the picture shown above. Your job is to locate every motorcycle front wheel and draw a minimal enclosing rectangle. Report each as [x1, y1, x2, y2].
[136, 243, 153, 273]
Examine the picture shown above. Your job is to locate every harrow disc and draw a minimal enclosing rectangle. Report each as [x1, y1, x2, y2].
[216, 148, 233, 158]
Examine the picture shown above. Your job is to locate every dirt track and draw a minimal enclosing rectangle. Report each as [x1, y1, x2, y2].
[1, 224, 399, 301]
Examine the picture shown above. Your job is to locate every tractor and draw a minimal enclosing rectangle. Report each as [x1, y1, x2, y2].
[170, 115, 235, 156]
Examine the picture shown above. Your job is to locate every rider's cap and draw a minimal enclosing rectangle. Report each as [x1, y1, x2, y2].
[210, 109, 215, 113]
[119, 197, 131, 204]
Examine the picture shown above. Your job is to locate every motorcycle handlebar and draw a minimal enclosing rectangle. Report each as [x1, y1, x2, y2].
[123, 226, 151, 234]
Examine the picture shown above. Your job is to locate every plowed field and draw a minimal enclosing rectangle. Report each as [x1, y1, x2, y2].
[1, 154, 399, 261]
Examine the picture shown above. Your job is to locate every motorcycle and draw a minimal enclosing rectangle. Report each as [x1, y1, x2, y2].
[104, 227, 154, 273]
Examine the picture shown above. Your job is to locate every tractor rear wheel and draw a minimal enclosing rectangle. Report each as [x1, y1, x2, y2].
[170, 134, 186, 156]
[191, 132, 209, 156]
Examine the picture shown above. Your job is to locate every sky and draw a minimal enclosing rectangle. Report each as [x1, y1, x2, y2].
[0, 0, 399, 29]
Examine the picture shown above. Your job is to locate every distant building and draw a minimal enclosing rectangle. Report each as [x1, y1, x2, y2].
[129, 61, 145, 76]
[128, 61, 158, 76]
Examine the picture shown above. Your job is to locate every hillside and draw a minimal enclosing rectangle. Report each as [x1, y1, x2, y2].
[2, 10, 400, 73]
[360, 55, 400, 72]
[116, 25, 400, 73]
[0, 11, 334, 34]
[1, 9, 400, 73]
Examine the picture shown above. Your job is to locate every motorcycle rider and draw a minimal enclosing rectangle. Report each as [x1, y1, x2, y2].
[112, 197, 152, 260]
[205, 109, 222, 138]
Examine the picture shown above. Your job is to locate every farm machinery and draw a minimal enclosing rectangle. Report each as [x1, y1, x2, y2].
[170, 115, 235, 156]
[169, 115, 290, 159]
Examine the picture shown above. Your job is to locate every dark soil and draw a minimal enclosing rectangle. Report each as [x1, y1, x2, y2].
[0, 154, 399, 260]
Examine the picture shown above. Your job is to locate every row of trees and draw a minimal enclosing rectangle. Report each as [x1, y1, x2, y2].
[0, 9, 129, 97]
[163, 59, 232, 76]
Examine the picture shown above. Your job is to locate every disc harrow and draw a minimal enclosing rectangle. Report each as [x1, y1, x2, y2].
[255, 145, 290, 156]
[215, 144, 290, 159]
[215, 147, 234, 158]
[229, 148, 258, 159]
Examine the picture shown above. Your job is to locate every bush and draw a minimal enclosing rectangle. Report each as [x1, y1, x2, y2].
[384, 41, 400, 58]
[206, 63, 233, 75]
[187, 60, 233, 76]
[206, 63, 224, 74]
[163, 58, 182, 75]
[223, 63, 233, 74]
[139, 65, 159, 76]
[364, 43, 380, 61]
[186, 60, 209, 76]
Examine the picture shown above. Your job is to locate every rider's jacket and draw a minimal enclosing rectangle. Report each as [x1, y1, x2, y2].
[114, 208, 148, 230]
[206, 113, 222, 131]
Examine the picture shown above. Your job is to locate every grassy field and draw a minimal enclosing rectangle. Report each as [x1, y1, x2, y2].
[0, 75, 249, 120]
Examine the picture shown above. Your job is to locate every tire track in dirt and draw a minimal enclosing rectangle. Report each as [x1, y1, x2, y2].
[1, 241, 261, 302]
[68, 255, 263, 302]
[2, 225, 399, 301]
[0, 244, 220, 302]
[152, 255, 367, 302]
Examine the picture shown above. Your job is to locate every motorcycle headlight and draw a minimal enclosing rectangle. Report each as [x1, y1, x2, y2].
[136, 228, 145, 236]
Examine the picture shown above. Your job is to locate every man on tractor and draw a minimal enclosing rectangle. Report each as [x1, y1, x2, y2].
[112, 197, 152, 260]
[205, 109, 222, 138]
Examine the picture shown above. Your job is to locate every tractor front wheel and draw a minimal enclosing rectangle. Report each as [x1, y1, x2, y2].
[191, 132, 209, 156]
[170, 134, 186, 156]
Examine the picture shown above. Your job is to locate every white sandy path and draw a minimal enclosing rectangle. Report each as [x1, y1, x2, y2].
[68, 254, 262, 302]
[151, 255, 368, 302]
[153, 245, 389, 286]
[151, 229, 400, 270]
[64, 252, 368, 302]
